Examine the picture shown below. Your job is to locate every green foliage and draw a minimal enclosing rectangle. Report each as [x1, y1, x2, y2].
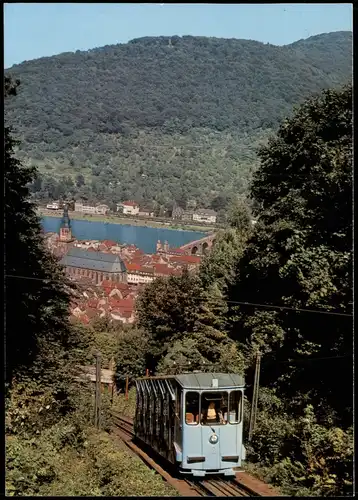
[115, 328, 148, 389]
[221, 85, 353, 496]
[226, 199, 253, 234]
[112, 387, 137, 420]
[246, 390, 353, 496]
[5, 79, 76, 385]
[199, 228, 247, 292]
[228, 84, 353, 424]
[5, 32, 351, 207]
[136, 268, 235, 373]
[156, 338, 207, 374]
[6, 423, 177, 497]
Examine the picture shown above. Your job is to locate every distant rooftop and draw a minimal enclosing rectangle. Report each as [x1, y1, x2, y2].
[195, 208, 217, 216]
[120, 201, 139, 207]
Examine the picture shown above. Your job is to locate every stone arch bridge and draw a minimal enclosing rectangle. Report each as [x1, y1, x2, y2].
[179, 232, 216, 255]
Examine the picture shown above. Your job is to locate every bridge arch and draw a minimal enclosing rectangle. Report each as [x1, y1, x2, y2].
[191, 246, 198, 255]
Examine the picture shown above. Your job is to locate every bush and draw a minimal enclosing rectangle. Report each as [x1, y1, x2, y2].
[246, 390, 353, 496]
[6, 380, 176, 496]
[115, 328, 148, 390]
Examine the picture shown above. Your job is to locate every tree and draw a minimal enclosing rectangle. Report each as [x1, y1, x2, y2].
[228, 85, 352, 426]
[5, 77, 74, 385]
[76, 174, 85, 188]
[227, 198, 252, 235]
[136, 269, 232, 373]
[210, 194, 231, 212]
[199, 228, 247, 292]
[115, 327, 148, 389]
[4, 33, 351, 208]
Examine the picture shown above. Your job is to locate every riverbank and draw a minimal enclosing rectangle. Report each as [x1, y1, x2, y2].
[37, 209, 217, 233]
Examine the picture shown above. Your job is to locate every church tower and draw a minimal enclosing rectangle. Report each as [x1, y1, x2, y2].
[59, 204, 73, 242]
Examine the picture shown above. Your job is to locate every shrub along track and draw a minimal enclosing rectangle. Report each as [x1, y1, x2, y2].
[111, 412, 279, 497]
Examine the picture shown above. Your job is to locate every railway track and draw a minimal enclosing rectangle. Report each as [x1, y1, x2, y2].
[111, 412, 279, 497]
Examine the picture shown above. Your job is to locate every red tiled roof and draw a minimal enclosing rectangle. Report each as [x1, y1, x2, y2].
[153, 263, 174, 275]
[86, 308, 98, 319]
[109, 297, 134, 308]
[102, 240, 117, 247]
[126, 262, 141, 272]
[111, 309, 133, 319]
[121, 201, 139, 207]
[127, 263, 155, 274]
[87, 299, 98, 309]
[101, 280, 129, 290]
[169, 254, 201, 264]
[167, 248, 187, 255]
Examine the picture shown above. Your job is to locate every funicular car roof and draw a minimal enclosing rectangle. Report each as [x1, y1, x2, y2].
[137, 373, 245, 389]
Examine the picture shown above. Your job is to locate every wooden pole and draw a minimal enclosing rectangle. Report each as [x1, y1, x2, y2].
[252, 352, 261, 433]
[146, 368, 149, 377]
[94, 352, 102, 430]
[248, 351, 261, 442]
[125, 375, 129, 400]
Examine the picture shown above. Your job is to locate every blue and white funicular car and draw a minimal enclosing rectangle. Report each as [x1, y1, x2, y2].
[134, 372, 246, 477]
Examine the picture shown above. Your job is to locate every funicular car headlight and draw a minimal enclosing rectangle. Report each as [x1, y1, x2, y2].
[209, 434, 218, 444]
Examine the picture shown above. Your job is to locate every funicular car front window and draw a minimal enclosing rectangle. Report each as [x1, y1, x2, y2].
[201, 392, 228, 425]
[229, 390, 242, 424]
[185, 391, 199, 425]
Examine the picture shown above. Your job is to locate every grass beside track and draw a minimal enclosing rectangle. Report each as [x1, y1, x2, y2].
[112, 388, 137, 419]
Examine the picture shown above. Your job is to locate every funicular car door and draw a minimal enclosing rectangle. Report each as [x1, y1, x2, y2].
[199, 390, 229, 471]
[174, 385, 182, 452]
[182, 390, 209, 472]
[217, 389, 244, 470]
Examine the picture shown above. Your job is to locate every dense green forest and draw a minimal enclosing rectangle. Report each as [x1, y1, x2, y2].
[5, 77, 177, 497]
[5, 32, 352, 210]
[5, 71, 352, 495]
[118, 84, 353, 496]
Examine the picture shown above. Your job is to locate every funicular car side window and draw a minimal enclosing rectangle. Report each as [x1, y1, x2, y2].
[185, 391, 199, 425]
[229, 390, 242, 424]
[201, 392, 228, 425]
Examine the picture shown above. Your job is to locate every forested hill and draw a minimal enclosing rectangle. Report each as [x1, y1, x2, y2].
[5, 31, 352, 210]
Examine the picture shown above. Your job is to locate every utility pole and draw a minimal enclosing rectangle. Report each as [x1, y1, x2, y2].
[94, 352, 102, 430]
[125, 375, 129, 400]
[248, 351, 261, 442]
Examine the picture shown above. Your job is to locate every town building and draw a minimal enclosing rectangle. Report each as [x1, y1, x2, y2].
[74, 201, 109, 215]
[117, 201, 139, 215]
[60, 248, 127, 285]
[172, 205, 185, 219]
[172, 206, 195, 221]
[46, 201, 60, 210]
[138, 206, 155, 217]
[182, 210, 195, 221]
[126, 263, 156, 285]
[192, 209, 217, 224]
[172, 204, 217, 224]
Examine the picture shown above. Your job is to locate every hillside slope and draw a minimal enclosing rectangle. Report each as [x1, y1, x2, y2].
[5, 32, 352, 210]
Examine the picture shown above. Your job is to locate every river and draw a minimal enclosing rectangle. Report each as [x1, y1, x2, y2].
[41, 216, 206, 254]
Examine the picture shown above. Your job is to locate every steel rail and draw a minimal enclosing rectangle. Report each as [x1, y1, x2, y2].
[111, 412, 280, 496]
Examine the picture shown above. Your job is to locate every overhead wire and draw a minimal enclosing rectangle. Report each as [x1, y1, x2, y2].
[4, 270, 353, 317]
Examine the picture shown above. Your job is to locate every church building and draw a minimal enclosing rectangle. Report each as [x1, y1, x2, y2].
[60, 248, 128, 285]
[57, 205, 127, 285]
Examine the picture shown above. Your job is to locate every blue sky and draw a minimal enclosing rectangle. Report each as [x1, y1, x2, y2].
[4, 3, 353, 68]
